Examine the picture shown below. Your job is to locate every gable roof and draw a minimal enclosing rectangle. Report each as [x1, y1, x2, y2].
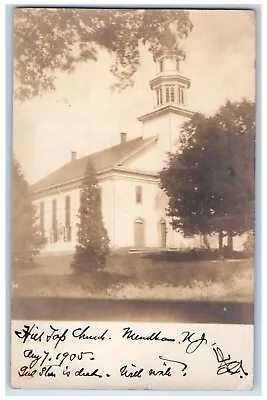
[31, 136, 157, 193]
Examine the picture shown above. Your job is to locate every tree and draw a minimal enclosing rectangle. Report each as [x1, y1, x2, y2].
[72, 160, 109, 272]
[12, 157, 46, 266]
[159, 99, 255, 253]
[13, 8, 193, 100]
[214, 99, 255, 250]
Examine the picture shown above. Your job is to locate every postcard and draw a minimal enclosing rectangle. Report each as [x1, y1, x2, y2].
[11, 8, 255, 390]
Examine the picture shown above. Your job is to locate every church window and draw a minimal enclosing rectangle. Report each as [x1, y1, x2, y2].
[170, 86, 175, 102]
[166, 87, 170, 103]
[181, 88, 184, 104]
[166, 86, 175, 103]
[176, 59, 180, 71]
[136, 186, 142, 204]
[40, 201, 44, 233]
[65, 196, 70, 227]
[52, 198, 58, 242]
[159, 59, 163, 72]
[65, 195, 71, 241]
[178, 86, 185, 104]
[156, 88, 163, 106]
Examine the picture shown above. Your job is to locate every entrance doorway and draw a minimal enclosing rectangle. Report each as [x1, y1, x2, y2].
[134, 219, 145, 248]
[160, 220, 167, 248]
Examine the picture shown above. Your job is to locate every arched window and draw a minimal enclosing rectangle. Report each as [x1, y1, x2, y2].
[134, 218, 145, 248]
[159, 219, 167, 248]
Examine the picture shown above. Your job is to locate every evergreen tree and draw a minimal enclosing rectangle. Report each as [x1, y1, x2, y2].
[12, 157, 46, 266]
[73, 160, 109, 272]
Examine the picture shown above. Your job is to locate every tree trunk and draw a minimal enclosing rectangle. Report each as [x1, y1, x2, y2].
[218, 231, 223, 252]
[203, 234, 210, 250]
[227, 229, 233, 253]
[218, 231, 224, 259]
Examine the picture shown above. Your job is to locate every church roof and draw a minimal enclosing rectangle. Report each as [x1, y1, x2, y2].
[31, 136, 157, 193]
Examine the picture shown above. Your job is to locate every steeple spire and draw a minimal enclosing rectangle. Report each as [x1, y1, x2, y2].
[137, 34, 194, 145]
[150, 47, 190, 110]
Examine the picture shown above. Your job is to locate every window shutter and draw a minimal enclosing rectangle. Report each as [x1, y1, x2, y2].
[40, 201, 44, 233]
[52, 199, 58, 242]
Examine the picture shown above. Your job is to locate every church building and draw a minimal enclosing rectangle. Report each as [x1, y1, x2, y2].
[32, 48, 215, 253]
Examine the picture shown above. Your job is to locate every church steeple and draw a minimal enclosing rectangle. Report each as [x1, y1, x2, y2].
[137, 41, 194, 151]
[150, 48, 190, 109]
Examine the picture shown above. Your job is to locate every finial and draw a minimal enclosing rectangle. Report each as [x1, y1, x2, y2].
[153, 27, 185, 61]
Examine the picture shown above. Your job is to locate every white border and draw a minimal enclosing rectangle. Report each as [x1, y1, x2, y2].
[1, 2, 264, 399]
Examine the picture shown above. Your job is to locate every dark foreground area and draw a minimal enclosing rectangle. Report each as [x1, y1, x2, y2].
[12, 297, 253, 325]
[12, 253, 253, 300]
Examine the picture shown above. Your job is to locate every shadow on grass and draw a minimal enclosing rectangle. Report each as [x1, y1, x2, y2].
[141, 249, 253, 263]
[69, 269, 133, 293]
[69, 256, 252, 291]
[12, 250, 253, 299]
[11, 297, 254, 324]
[12, 254, 74, 277]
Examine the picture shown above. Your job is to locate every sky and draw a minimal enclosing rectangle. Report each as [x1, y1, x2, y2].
[13, 9, 256, 184]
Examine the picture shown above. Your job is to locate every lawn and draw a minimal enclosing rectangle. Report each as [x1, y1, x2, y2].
[12, 251, 254, 303]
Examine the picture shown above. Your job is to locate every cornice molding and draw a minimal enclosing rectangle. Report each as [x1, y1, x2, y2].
[32, 164, 160, 199]
[138, 105, 195, 123]
[150, 74, 191, 89]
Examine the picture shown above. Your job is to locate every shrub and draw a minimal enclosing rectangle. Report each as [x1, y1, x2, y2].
[72, 160, 109, 273]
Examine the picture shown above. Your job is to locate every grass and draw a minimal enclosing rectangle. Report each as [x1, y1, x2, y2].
[12, 251, 254, 302]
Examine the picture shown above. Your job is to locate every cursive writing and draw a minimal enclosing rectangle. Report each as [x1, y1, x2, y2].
[158, 356, 188, 376]
[120, 363, 144, 378]
[15, 324, 68, 349]
[75, 367, 102, 378]
[213, 346, 248, 379]
[13, 323, 249, 384]
[181, 331, 208, 354]
[72, 326, 109, 341]
[122, 327, 175, 342]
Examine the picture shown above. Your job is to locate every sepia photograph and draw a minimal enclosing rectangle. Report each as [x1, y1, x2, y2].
[9, 7, 258, 391]
[11, 8, 255, 327]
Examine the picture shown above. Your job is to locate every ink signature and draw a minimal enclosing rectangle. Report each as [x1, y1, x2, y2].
[213, 346, 248, 379]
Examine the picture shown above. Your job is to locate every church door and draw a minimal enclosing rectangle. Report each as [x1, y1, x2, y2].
[134, 220, 145, 248]
[160, 221, 167, 248]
